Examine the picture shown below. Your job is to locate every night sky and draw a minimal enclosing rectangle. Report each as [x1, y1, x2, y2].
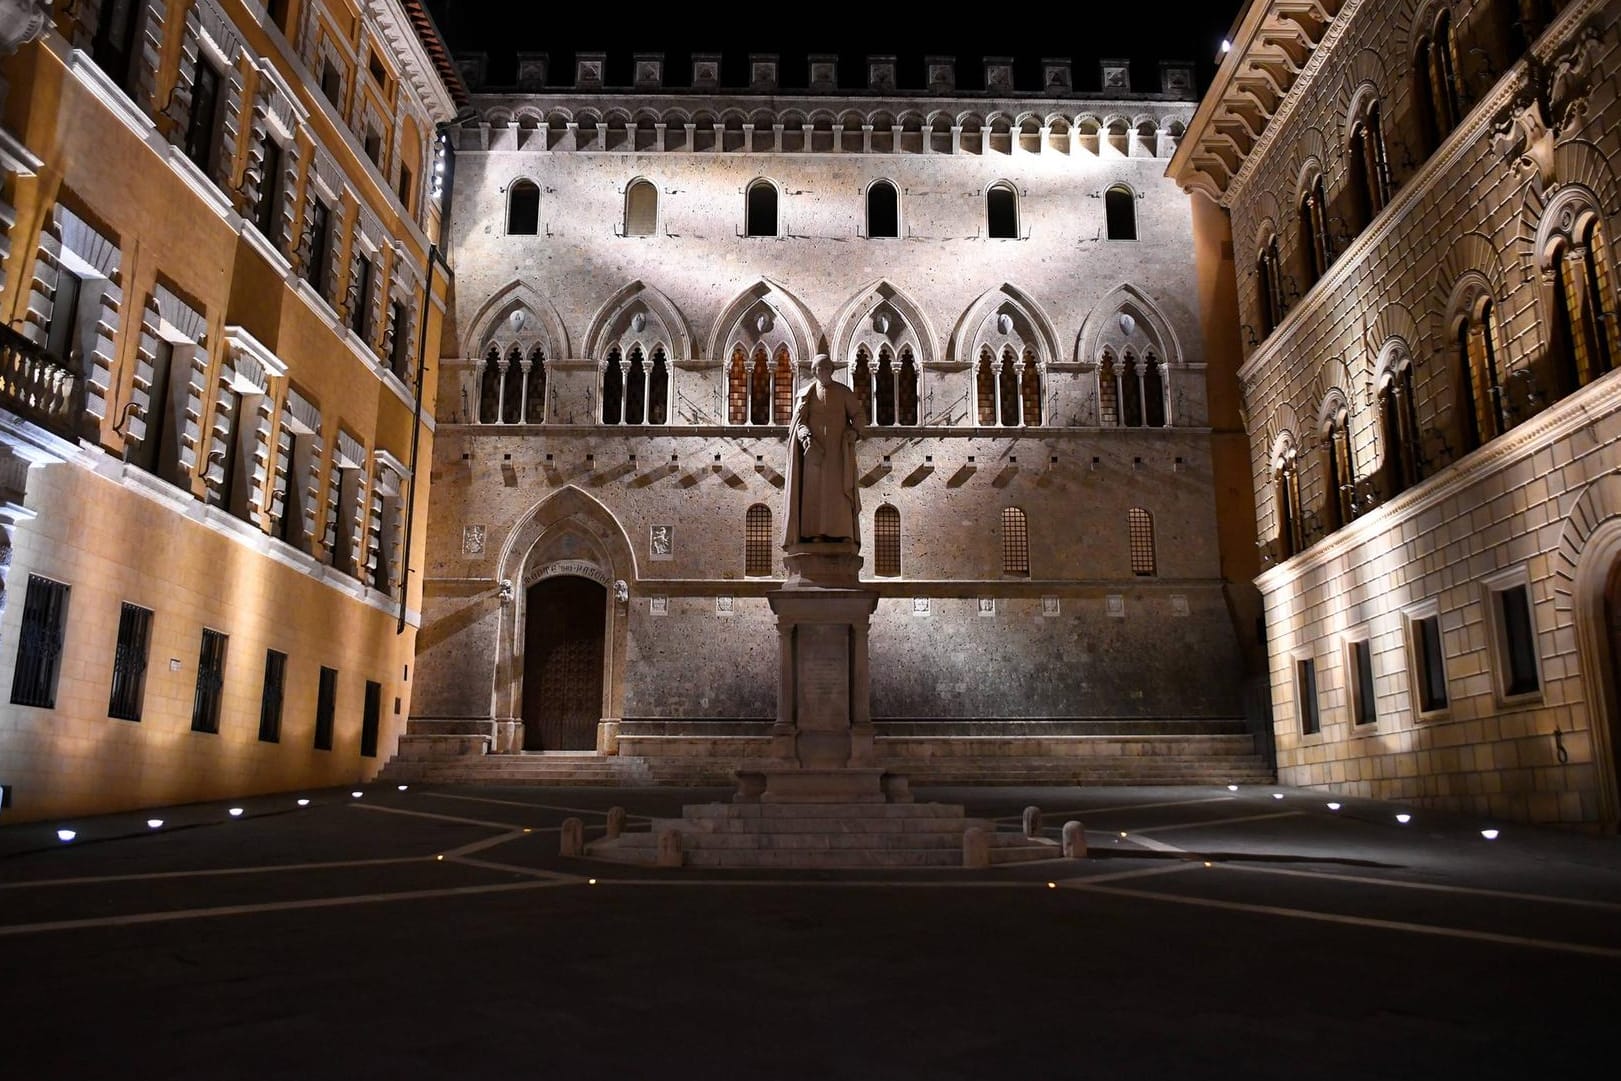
[425, 2, 1249, 95]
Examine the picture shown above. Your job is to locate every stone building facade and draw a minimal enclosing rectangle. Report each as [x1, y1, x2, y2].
[1172, 0, 1621, 827]
[411, 52, 1266, 764]
[0, 0, 462, 821]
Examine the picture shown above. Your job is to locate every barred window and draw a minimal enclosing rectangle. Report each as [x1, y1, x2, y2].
[191, 628, 228, 734]
[314, 666, 338, 750]
[745, 503, 773, 576]
[1129, 507, 1156, 576]
[259, 649, 287, 743]
[11, 575, 70, 709]
[108, 602, 154, 721]
[874, 504, 901, 577]
[1001, 507, 1029, 576]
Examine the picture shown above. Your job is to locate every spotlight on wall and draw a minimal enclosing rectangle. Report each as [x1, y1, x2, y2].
[1395, 813, 1412, 824]
[146, 819, 164, 829]
[1481, 828, 1500, 840]
[228, 808, 244, 818]
[56, 828, 76, 842]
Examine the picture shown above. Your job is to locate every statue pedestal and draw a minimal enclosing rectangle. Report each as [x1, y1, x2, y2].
[736, 544, 910, 805]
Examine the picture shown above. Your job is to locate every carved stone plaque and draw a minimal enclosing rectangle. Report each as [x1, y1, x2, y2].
[795, 623, 849, 731]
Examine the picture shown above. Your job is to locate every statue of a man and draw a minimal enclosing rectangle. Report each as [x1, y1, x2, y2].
[783, 354, 866, 546]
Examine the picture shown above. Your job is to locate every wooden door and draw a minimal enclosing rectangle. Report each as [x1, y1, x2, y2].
[522, 576, 606, 751]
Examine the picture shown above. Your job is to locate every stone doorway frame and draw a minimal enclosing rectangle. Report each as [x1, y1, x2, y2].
[1574, 516, 1621, 829]
[492, 486, 635, 754]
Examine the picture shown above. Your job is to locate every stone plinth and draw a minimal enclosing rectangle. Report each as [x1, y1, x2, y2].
[741, 543, 906, 804]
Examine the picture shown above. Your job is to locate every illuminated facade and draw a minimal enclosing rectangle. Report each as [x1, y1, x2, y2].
[1172, 0, 1621, 826]
[398, 53, 1271, 785]
[0, 0, 463, 821]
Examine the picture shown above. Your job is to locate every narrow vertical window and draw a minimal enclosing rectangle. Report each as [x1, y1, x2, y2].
[625, 179, 658, 236]
[748, 346, 770, 425]
[259, 649, 287, 742]
[745, 503, 772, 577]
[320, 61, 342, 107]
[349, 252, 372, 336]
[185, 58, 224, 174]
[361, 680, 382, 758]
[1001, 507, 1029, 576]
[1296, 657, 1321, 735]
[1105, 185, 1136, 240]
[601, 348, 623, 424]
[898, 349, 919, 425]
[727, 347, 747, 424]
[746, 180, 778, 237]
[1349, 638, 1377, 726]
[389, 300, 411, 378]
[479, 346, 501, 424]
[975, 348, 997, 425]
[624, 347, 647, 425]
[314, 666, 338, 750]
[11, 576, 71, 708]
[1495, 584, 1541, 697]
[501, 346, 524, 424]
[867, 180, 899, 238]
[91, 0, 143, 90]
[108, 602, 154, 722]
[1411, 612, 1449, 713]
[306, 199, 332, 297]
[854, 348, 875, 424]
[874, 504, 901, 577]
[508, 180, 540, 235]
[986, 183, 1018, 239]
[875, 349, 897, 426]
[998, 348, 1020, 426]
[1128, 507, 1155, 576]
[1143, 355, 1166, 427]
[1099, 353, 1119, 425]
[771, 348, 792, 425]
[256, 140, 285, 238]
[191, 628, 228, 734]
[527, 346, 548, 424]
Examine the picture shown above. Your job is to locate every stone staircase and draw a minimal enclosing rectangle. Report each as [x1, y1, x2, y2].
[586, 800, 1059, 869]
[376, 717, 1274, 788]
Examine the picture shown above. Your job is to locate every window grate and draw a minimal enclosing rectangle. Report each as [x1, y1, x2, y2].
[1129, 507, 1156, 576]
[11, 575, 70, 708]
[745, 504, 773, 577]
[259, 649, 287, 743]
[1001, 507, 1029, 576]
[108, 602, 154, 721]
[874, 505, 901, 577]
[191, 628, 228, 733]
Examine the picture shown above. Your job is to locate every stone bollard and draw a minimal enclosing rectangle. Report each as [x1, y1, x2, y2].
[1062, 820, 1087, 859]
[1022, 805, 1042, 838]
[559, 817, 584, 857]
[656, 827, 684, 868]
[605, 806, 626, 840]
[962, 826, 990, 869]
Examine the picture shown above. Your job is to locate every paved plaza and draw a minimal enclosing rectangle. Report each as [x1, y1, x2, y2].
[3, 783, 1619, 1080]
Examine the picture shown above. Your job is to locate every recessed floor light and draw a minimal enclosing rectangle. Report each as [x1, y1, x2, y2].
[1396, 813, 1412, 824]
[397, 785, 408, 791]
[228, 808, 244, 817]
[146, 819, 163, 829]
[296, 798, 310, 807]
[351, 791, 363, 798]
[56, 829, 76, 842]
[1327, 802, 1342, 811]
[1481, 828, 1500, 840]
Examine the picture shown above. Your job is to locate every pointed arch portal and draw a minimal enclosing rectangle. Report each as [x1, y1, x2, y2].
[522, 575, 607, 750]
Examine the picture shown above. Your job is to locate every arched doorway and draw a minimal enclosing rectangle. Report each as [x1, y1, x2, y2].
[1601, 560, 1621, 822]
[522, 575, 606, 750]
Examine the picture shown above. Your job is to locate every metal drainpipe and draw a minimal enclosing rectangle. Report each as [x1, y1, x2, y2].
[398, 111, 473, 633]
